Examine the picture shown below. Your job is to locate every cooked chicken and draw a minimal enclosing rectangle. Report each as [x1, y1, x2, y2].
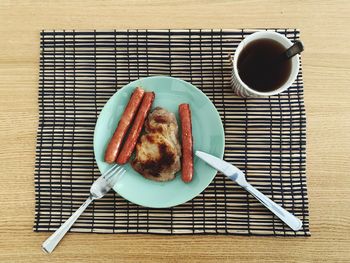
[132, 107, 181, 182]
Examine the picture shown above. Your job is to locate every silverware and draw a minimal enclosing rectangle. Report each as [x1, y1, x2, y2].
[195, 151, 303, 231]
[42, 164, 126, 253]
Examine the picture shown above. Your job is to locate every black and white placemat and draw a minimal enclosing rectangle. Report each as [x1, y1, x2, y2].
[34, 29, 309, 236]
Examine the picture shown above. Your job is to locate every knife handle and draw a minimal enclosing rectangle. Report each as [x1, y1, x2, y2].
[244, 183, 303, 231]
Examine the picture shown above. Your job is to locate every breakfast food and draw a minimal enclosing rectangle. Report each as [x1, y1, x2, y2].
[131, 107, 181, 182]
[116, 92, 155, 164]
[179, 103, 194, 183]
[104, 87, 145, 163]
[104, 86, 195, 183]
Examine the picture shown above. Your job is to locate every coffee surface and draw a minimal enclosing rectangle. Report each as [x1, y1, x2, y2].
[237, 38, 292, 92]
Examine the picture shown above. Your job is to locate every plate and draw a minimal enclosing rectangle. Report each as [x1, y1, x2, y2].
[94, 76, 225, 208]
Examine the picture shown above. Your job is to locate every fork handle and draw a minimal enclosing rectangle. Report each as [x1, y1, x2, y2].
[244, 183, 303, 231]
[42, 196, 93, 253]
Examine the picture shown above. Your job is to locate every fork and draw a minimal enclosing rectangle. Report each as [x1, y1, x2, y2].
[42, 164, 126, 253]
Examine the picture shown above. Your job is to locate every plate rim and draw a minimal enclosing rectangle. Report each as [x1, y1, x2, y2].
[93, 75, 225, 208]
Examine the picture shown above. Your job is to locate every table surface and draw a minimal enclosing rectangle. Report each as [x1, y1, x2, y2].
[0, 0, 349, 262]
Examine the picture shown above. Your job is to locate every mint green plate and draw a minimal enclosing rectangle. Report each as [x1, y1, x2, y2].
[94, 76, 225, 208]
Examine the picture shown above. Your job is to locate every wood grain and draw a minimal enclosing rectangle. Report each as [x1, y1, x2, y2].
[0, 0, 349, 262]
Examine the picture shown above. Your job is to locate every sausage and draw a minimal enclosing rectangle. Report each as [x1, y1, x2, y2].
[116, 92, 155, 164]
[179, 103, 193, 183]
[104, 87, 145, 163]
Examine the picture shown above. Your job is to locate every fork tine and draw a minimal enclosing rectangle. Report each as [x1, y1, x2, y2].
[105, 166, 125, 180]
[103, 164, 121, 178]
[107, 169, 126, 186]
[103, 164, 118, 175]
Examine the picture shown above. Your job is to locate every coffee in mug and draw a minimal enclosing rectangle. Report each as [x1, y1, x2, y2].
[231, 31, 300, 97]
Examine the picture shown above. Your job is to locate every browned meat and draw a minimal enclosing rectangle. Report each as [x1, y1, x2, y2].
[132, 107, 181, 182]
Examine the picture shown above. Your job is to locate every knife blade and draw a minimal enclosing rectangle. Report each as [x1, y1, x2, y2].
[195, 150, 248, 186]
[195, 150, 303, 231]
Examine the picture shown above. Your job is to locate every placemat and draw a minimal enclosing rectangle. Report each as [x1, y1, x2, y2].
[34, 29, 310, 236]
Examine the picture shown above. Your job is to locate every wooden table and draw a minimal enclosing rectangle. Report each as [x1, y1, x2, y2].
[0, 1, 349, 262]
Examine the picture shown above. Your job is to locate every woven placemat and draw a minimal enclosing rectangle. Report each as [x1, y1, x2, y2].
[34, 29, 309, 236]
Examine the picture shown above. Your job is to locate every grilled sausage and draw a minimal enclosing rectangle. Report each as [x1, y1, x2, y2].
[116, 92, 155, 164]
[179, 103, 193, 183]
[104, 87, 145, 163]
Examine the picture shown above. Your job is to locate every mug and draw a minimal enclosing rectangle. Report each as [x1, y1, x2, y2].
[231, 31, 300, 98]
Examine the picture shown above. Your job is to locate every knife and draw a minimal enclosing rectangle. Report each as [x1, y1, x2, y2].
[195, 150, 303, 231]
